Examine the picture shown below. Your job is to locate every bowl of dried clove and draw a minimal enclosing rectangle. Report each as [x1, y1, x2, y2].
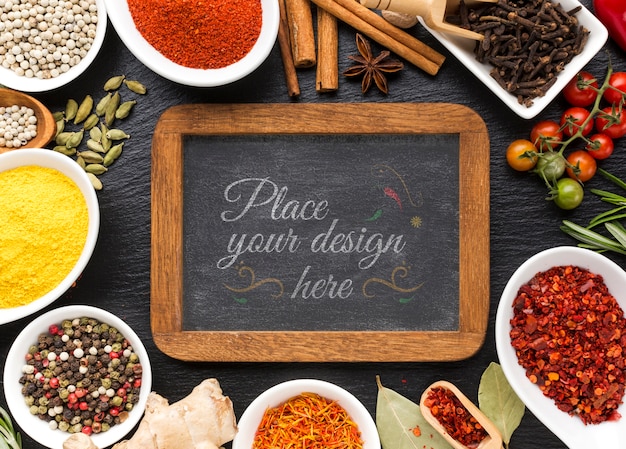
[422, 0, 608, 119]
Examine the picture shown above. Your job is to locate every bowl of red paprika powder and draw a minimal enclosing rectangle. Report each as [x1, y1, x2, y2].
[496, 246, 626, 449]
[106, 0, 279, 87]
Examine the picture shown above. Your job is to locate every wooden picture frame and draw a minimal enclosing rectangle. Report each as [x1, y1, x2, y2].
[151, 103, 489, 362]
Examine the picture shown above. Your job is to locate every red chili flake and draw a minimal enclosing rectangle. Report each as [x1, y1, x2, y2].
[510, 265, 626, 425]
[423, 387, 487, 447]
[127, 0, 262, 69]
[411, 425, 421, 437]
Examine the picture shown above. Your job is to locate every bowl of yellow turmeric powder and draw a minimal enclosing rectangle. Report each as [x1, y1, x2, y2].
[0, 148, 100, 325]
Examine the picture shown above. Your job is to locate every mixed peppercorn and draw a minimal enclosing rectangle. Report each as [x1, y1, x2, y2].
[510, 265, 626, 424]
[19, 317, 143, 436]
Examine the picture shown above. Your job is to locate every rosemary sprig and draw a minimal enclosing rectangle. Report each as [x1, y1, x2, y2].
[0, 406, 21, 449]
[561, 168, 626, 255]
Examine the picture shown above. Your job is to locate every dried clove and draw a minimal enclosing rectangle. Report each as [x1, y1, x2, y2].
[457, 0, 589, 107]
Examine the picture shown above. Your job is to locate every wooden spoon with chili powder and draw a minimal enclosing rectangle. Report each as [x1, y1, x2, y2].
[419, 380, 503, 449]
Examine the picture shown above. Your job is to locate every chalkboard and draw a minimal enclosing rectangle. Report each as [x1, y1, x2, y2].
[151, 103, 489, 362]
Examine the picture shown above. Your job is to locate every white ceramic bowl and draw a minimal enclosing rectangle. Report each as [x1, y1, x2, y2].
[232, 379, 381, 449]
[423, 0, 608, 119]
[496, 246, 626, 449]
[0, 0, 107, 92]
[107, 0, 279, 87]
[3, 305, 152, 449]
[0, 149, 100, 325]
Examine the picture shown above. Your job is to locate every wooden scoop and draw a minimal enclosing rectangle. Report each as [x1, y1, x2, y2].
[419, 381, 503, 449]
[360, 0, 499, 40]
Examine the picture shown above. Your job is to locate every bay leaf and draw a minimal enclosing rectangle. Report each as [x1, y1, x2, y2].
[375, 376, 453, 449]
[478, 362, 525, 447]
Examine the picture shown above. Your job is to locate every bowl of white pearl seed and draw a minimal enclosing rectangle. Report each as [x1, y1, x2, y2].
[0, 0, 107, 92]
[0, 88, 56, 152]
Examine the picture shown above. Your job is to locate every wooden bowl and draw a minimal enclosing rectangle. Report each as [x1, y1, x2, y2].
[0, 88, 56, 154]
[420, 381, 503, 449]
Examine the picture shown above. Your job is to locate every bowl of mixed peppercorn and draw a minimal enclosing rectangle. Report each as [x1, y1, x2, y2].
[496, 246, 626, 447]
[3, 305, 152, 449]
[106, 0, 279, 87]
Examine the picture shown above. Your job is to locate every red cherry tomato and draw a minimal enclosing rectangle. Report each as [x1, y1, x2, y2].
[595, 106, 626, 139]
[560, 107, 593, 137]
[603, 71, 626, 105]
[563, 71, 599, 107]
[530, 120, 563, 151]
[585, 133, 614, 160]
[566, 150, 597, 182]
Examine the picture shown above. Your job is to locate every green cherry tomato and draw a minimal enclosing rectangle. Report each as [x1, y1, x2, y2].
[535, 151, 566, 180]
[553, 177, 584, 210]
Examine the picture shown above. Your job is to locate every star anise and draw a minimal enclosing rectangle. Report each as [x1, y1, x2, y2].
[342, 33, 404, 94]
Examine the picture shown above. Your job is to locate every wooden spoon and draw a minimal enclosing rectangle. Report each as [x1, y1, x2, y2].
[0, 88, 56, 154]
[360, 0, 500, 40]
[419, 380, 503, 449]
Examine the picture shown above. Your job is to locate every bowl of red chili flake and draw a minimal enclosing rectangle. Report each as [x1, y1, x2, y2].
[106, 0, 279, 87]
[232, 379, 380, 449]
[496, 246, 626, 447]
[3, 305, 152, 449]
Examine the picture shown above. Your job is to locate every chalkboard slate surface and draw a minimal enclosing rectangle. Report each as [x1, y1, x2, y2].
[151, 103, 489, 362]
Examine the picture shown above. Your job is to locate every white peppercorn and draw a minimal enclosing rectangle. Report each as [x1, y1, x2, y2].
[0, 104, 36, 148]
[0, 0, 98, 79]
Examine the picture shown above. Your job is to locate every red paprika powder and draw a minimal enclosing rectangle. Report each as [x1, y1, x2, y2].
[510, 265, 626, 425]
[127, 0, 262, 69]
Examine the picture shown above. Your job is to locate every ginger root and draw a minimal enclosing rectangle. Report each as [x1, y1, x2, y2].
[112, 378, 238, 449]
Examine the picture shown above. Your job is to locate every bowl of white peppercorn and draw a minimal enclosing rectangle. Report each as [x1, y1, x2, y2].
[0, 88, 56, 152]
[3, 305, 152, 449]
[0, 0, 107, 92]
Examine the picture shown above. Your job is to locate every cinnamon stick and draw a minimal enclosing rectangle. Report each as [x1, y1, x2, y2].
[278, 0, 301, 97]
[316, 6, 339, 92]
[309, 0, 445, 75]
[284, 0, 317, 68]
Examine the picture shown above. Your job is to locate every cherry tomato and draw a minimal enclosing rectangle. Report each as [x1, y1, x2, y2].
[553, 177, 584, 210]
[585, 133, 614, 160]
[602, 71, 626, 105]
[560, 107, 594, 137]
[563, 71, 599, 107]
[506, 139, 538, 171]
[535, 151, 566, 180]
[530, 120, 563, 151]
[566, 150, 597, 182]
[595, 106, 626, 139]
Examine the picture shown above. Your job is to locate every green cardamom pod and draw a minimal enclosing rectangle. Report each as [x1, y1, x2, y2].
[53, 145, 76, 156]
[106, 128, 130, 140]
[78, 150, 104, 164]
[82, 113, 99, 130]
[55, 119, 65, 137]
[100, 123, 112, 151]
[84, 163, 108, 175]
[105, 91, 120, 127]
[86, 138, 105, 153]
[115, 100, 137, 119]
[65, 99, 78, 121]
[87, 172, 103, 191]
[124, 79, 147, 95]
[55, 131, 73, 146]
[103, 142, 124, 167]
[74, 95, 93, 125]
[103, 75, 125, 91]
[89, 126, 102, 142]
[76, 155, 86, 169]
[95, 92, 112, 116]
[52, 111, 64, 122]
[65, 130, 84, 148]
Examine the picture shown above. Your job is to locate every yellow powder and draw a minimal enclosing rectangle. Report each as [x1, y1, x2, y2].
[0, 165, 89, 308]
